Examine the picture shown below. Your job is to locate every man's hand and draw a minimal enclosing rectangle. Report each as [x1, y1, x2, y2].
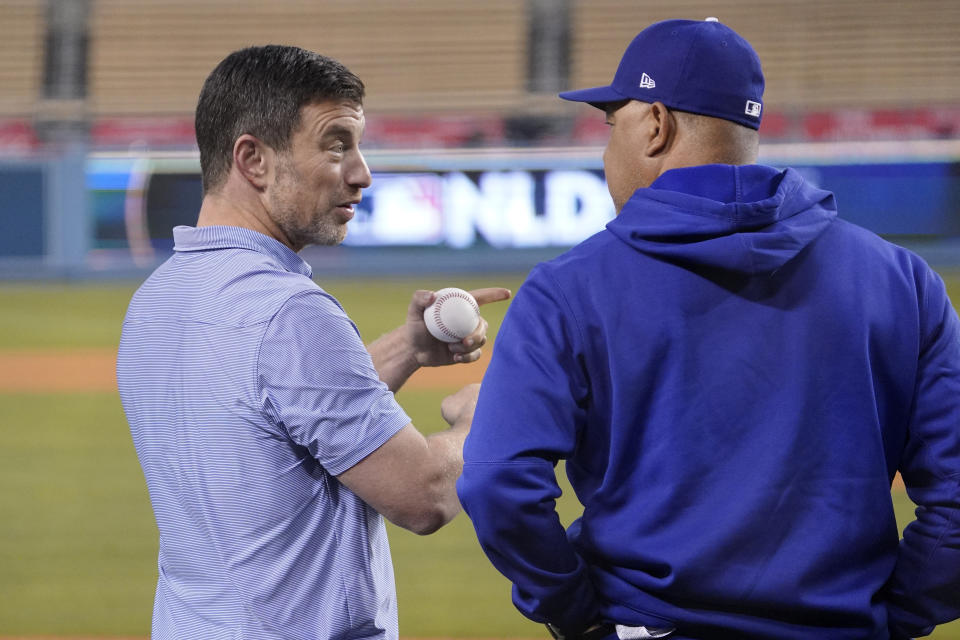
[441, 383, 480, 429]
[406, 287, 511, 367]
[367, 286, 511, 392]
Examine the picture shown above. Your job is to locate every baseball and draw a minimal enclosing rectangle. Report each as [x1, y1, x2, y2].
[423, 288, 481, 343]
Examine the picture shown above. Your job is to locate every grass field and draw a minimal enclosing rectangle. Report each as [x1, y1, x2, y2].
[1, 272, 959, 638]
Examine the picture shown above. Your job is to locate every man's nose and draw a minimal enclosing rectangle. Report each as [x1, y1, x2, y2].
[348, 152, 373, 189]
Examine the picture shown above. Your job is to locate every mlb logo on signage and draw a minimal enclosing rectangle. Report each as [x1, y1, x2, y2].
[745, 100, 762, 118]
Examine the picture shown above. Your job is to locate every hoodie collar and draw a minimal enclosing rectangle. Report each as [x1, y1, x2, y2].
[607, 164, 837, 275]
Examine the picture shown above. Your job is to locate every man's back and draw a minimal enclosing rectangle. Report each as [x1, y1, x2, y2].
[459, 164, 960, 638]
[118, 226, 405, 639]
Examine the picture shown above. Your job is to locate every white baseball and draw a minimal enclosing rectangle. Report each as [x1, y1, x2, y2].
[423, 287, 481, 343]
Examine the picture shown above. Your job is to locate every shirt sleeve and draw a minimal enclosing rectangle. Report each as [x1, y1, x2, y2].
[456, 266, 600, 633]
[258, 289, 410, 476]
[885, 266, 960, 638]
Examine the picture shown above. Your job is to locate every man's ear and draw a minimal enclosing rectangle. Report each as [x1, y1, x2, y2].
[644, 101, 675, 157]
[232, 134, 273, 190]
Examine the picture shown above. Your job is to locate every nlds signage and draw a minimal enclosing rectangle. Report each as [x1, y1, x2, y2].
[90, 150, 960, 259]
[344, 169, 616, 248]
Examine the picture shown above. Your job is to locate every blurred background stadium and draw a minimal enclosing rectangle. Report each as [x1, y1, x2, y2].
[1, 0, 959, 637]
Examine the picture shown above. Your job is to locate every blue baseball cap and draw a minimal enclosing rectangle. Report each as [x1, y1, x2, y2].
[559, 18, 765, 130]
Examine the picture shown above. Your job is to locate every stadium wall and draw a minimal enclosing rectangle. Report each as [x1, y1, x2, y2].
[1, 142, 959, 280]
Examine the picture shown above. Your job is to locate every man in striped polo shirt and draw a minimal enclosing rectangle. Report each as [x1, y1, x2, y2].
[117, 45, 509, 639]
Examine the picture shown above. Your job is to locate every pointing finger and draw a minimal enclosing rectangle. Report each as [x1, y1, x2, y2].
[469, 287, 512, 306]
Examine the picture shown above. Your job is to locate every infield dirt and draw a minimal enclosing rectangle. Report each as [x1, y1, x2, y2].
[0, 348, 489, 393]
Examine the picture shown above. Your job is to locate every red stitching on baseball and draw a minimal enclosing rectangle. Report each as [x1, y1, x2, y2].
[432, 290, 477, 341]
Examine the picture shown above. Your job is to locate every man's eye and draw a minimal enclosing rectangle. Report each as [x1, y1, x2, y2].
[332, 142, 345, 153]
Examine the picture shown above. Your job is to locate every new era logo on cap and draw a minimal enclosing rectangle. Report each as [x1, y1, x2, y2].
[745, 100, 762, 117]
[639, 73, 656, 89]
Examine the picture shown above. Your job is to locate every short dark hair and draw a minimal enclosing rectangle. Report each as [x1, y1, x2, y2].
[195, 45, 365, 194]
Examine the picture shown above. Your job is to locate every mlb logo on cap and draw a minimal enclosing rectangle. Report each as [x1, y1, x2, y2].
[559, 18, 766, 130]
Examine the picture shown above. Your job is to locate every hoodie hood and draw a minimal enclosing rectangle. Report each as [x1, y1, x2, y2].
[607, 164, 837, 275]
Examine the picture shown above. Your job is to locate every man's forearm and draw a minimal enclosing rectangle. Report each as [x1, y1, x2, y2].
[367, 326, 419, 392]
[418, 423, 470, 529]
[457, 459, 601, 630]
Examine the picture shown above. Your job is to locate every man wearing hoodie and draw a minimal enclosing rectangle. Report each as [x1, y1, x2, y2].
[457, 18, 960, 640]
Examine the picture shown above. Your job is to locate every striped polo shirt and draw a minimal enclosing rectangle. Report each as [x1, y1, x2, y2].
[117, 225, 410, 639]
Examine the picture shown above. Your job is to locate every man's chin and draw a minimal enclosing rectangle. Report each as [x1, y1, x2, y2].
[306, 226, 348, 248]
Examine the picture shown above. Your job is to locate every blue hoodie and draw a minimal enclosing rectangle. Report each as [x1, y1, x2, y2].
[457, 164, 960, 639]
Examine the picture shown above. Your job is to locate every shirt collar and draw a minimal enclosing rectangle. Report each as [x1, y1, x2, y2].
[172, 225, 313, 278]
